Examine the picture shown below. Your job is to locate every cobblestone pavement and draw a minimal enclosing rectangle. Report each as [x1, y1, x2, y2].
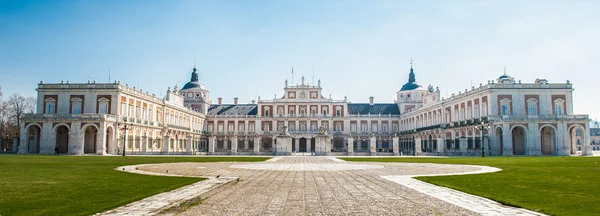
[138, 157, 488, 216]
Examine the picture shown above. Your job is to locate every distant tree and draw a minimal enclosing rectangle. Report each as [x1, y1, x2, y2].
[8, 94, 37, 132]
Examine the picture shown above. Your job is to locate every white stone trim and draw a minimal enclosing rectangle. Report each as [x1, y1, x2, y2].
[382, 165, 546, 216]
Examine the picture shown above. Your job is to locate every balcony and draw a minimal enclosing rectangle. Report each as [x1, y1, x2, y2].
[166, 124, 190, 131]
[22, 113, 118, 122]
[490, 114, 589, 121]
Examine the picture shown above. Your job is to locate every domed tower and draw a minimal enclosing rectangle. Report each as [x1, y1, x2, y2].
[396, 62, 429, 114]
[180, 63, 211, 114]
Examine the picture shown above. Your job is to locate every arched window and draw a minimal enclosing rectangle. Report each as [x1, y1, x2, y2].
[527, 98, 538, 115]
[71, 98, 83, 114]
[554, 98, 565, 115]
[98, 98, 109, 114]
[500, 99, 511, 115]
[45, 98, 56, 114]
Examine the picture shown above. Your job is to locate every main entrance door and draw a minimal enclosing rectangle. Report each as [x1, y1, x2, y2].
[299, 138, 307, 152]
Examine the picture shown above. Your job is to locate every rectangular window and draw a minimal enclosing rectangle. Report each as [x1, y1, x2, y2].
[351, 124, 357, 132]
[264, 125, 270, 132]
[121, 103, 126, 115]
[555, 104, 564, 115]
[501, 104, 510, 115]
[72, 102, 82, 114]
[99, 102, 109, 114]
[46, 103, 56, 114]
[335, 124, 341, 132]
[336, 110, 341, 116]
[528, 104, 537, 115]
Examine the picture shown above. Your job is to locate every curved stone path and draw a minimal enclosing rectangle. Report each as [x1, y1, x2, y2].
[104, 157, 545, 216]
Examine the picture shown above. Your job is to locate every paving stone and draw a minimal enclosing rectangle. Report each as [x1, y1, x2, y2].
[110, 157, 545, 216]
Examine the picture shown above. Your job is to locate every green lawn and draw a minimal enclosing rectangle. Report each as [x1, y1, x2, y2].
[342, 157, 600, 216]
[0, 155, 269, 216]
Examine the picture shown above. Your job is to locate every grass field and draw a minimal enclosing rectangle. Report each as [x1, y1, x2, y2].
[342, 157, 600, 216]
[0, 155, 269, 216]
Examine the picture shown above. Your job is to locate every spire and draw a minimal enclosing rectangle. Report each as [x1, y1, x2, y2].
[190, 62, 199, 82]
[408, 60, 416, 83]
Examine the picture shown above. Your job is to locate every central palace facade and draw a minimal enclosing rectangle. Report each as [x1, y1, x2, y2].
[17, 64, 593, 156]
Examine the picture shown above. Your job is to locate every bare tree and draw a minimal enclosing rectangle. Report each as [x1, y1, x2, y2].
[8, 94, 37, 132]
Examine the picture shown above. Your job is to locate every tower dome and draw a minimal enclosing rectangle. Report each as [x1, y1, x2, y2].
[182, 66, 204, 90]
[399, 63, 423, 91]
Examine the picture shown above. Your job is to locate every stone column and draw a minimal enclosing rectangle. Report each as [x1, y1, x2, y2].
[502, 123, 513, 156]
[13, 136, 20, 153]
[528, 123, 541, 156]
[96, 124, 107, 155]
[482, 136, 490, 156]
[414, 137, 422, 154]
[253, 137, 260, 154]
[186, 135, 192, 154]
[295, 138, 299, 153]
[347, 137, 354, 156]
[18, 128, 27, 154]
[163, 135, 170, 153]
[71, 122, 83, 155]
[370, 135, 377, 156]
[583, 126, 593, 156]
[437, 137, 445, 153]
[307, 138, 312, 152]
[141, 135, 147, 154]
[244, 138, 249, 150]
[459, 137, 467, 154]
[557, 122, 569, 156]
[392, 136, 399, 156]
[208, 136, 215, 153]
[231, 136, 238, 154]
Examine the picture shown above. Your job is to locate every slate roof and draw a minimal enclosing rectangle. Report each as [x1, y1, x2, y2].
[208, 104, 258, 115]
[347, 103, 400, 115]
[591, 128, 600, 136]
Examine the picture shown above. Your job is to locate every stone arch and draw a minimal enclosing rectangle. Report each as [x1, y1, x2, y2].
[25, 124, 42, 153]
[82, 124, 99, 154]
[511, 125, 527, 155]
[105, 125, 115, 154]
[568, 124, 586, 155]
[53, 123, 71, 132]
[299, 137, 307, 152]
[54, 124, 70, 154]
[134, 128, 142, 151]
[495, 127, 503, 155]
[540, 125, 556, 155]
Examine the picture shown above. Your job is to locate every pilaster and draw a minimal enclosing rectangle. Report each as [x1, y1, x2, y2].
[231, 136, 238, 154]
[347, 137, 354, 156]
[163, 135, 170, 153]
[392, 136, 399, 156]
[186, 135, 192, 154]
[414, 137, 422, 154]
[370, 135, 376, 156]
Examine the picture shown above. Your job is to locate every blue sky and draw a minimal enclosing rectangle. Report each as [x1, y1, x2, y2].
[1, 0, 599, 119]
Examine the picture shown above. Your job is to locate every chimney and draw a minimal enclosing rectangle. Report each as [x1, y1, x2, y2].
[234, 97, 239, 105]
[369, 96, 374, 105]
[217, 97, 222, 105]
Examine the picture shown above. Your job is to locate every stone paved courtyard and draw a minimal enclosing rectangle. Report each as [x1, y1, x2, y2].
[137, 157, 491, 215]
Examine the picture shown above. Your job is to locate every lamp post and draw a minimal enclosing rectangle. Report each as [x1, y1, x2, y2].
[120, 119, 133, 156]
[480, 121, 488, 157]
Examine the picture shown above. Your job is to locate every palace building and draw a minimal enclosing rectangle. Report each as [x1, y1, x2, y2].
[17, 63, 593, 156]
